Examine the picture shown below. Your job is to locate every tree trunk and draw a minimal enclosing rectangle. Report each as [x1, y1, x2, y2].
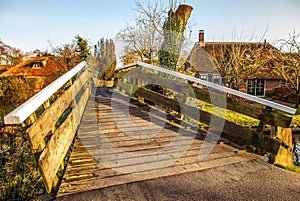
[296, 90, 299, 108]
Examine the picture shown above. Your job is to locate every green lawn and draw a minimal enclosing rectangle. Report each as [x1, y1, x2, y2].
[291, 114, 300, 127]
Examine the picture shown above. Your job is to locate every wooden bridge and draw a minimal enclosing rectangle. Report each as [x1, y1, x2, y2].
[4, 61, 296, 197]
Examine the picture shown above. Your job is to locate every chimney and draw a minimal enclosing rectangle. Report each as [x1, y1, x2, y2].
[199, 30, 205, 47]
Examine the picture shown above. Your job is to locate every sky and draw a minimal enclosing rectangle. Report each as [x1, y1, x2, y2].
[0, 0, 299, 52]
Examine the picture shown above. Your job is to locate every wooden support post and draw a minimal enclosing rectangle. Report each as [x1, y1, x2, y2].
[257, 121, 266, 134]
[29, 112, 37, 125]
[270, 126, 276, 138]
[43, 100, 51, 109]
[68, 78, 73, 86]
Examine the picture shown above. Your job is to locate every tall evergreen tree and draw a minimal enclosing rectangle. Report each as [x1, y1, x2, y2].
[74, 35, 89, 62]
[94, 38, 116, 80]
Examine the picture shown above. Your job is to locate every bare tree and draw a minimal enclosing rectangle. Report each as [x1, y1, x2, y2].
[118, 0, 193, 68]
[208, 42, 271, 88]
[274, 31, 300, 107]
[117, 0, 165, 65]
[0, 39, 24, 65]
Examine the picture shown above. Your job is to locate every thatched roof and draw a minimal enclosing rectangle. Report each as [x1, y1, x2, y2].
[185, 43, 219, 73]
[0, 65, 13, 72]
[188, 41, 283, 79]
[1, 56, 68, 77]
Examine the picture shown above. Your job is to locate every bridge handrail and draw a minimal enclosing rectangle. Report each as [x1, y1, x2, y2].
[4, 61, 87, 124]
[117, 61, 296, 115]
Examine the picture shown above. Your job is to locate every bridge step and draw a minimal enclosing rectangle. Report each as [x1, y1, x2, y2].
[57, 87, 258, 197]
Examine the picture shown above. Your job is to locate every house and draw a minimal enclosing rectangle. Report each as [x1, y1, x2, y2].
[184, 30, 222, 85]
[184, 30, 285, 97]
[1, 56, 69, 91]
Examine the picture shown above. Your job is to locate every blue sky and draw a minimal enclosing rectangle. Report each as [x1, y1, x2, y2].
[0, 0, 299, 52]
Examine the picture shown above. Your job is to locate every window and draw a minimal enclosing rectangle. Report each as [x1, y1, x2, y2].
[199, 74, 208, 81]
[245, 51, 251, 59]
[281, 80, 287, 86]
[32, 62, 42, 68]
[247, 79, 265, 96]
[247, 79, 256, 95]
[213, 74, 222, 85]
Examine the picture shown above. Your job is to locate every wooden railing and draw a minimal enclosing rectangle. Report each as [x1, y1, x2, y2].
[114, 62, 296, 166]
[4, 61, 93, 193]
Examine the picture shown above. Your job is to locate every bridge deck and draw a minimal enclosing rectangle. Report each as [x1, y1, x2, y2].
[57, 87, 258, 197]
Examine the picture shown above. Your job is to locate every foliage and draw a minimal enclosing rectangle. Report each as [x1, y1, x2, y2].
[51, 43, 78, 68]
[74, 35, 90, 62]
[158, 4, 193, 70]
[120, 47, 140, 65]
[94, 38, 116, 80]
[0, 77, 36, 125]
[290, 112, 300, 127]
[47, 35, 90, 68]
[0, 126, 45, 200]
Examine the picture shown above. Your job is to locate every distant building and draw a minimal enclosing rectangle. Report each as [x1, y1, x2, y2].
[184, 36, 222, 85]
[1, 56, 69, 92]
[184, 30, 285, 97]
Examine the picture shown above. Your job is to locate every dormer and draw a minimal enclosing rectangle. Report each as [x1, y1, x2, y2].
[30, 58, 48, 68]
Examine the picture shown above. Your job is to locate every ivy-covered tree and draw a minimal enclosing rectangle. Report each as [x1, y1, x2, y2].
[158, 4, 193, 70]
[94, 38, 116, 80]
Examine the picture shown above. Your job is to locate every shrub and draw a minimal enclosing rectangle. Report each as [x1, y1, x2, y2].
[0, 126, 45, 200]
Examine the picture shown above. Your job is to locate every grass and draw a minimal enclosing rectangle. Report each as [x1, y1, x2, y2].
[291, 114, 300, 127]
[200, 101, 260, 127]
[275, 163, 300, 174]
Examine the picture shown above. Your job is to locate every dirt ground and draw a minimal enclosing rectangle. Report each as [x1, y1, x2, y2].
[56, 158, 300, 201]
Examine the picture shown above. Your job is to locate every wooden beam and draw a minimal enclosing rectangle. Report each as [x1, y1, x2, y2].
[117, 62, 296, 114]
[117, 79, 292, 128]
[26, 70, 91, 152]
[38, 85, 91, 193]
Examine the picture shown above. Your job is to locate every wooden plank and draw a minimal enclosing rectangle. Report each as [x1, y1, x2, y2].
[117, 62, 296, 114]
[131, 87, 257, 145]
[123, 71, 292, 128]
[4, 61, 87, 124]
[192, 86, 292, 128]
[38, 86, 91, 193]
[26, 70, 91, 152]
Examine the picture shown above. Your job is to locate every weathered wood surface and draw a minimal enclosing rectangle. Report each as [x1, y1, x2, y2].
[20, 64, 92, 193]
[57, 87, 259, 197]
[26, 69, 91, 153]
[117, 62, 296, 114]
[126, 85, 280, 149]
[39, 86, 91, 192]
[116, 70, 292, 128]
[115, 66, 293, 166]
